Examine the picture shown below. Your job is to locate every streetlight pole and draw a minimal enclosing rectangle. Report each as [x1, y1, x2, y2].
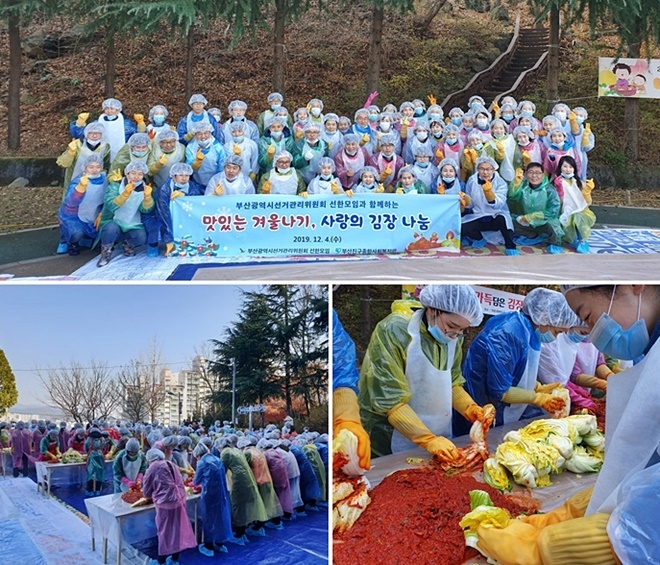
[231, 358, 236, 427]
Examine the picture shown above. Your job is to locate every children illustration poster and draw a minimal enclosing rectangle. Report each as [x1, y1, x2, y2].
[598, 57, 660, 99]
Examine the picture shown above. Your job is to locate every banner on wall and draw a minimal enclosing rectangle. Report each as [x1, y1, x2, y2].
[170, 194, 461, 257]
[598, 57, 660, 99]
[472, 286, 525, 317]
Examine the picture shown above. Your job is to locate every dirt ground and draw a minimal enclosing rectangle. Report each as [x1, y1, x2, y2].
[2, 185, 660, 235]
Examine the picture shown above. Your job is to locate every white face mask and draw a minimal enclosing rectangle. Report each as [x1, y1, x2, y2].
[277, 167, 291, 174]
[416, 132, 428, 142]
[310, 107, 321, 117]
[380, 122, 391, 131]
[476, 118, 488, 128]
[554, 111, 567, 121]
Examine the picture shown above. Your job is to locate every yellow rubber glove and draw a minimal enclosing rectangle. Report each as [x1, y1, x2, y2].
[214, 183, 225, 196]
[495, 140, 505, 160]
[300, 191, 309, 199]
[75, 175, 89, 193]
[534, 129, 547, 137]
[435, 147, 444, 161]
[502, 386, 566, 413]
[158, 154, 168, 166]
[143, 184, 153, 200]
[295, 129, 304, 141]
[261, 180, 272, 194]
[427, 94, 437, 105]
[328, 141, 333, 151]
[233, 143, 242, 155]
[192, 149, 205, 171]
[537, 513, 618, 565]
[444, 117, 451, 124]
[534, 382, 561, 394]
[569, 111, 580, 135]
[464, 147, 478, 163]
[249, 172, 257, 183]
[437, 184, 445, 194]
[575, 373, 607, 391]
[360, 133, 370, 146]
[76, 112, 90, 127]
[108, 169, 122, 182]
[521, 150, 531, 167]
[67, 139, 79, 154]
[513, 167, 524, 187]
[170, 190, 185, 200]
[184, 131, 195, 141]
[375, 183, 385, 193]
[482, 179, 495, 202]
[582, 123, 592, 147]
[165, 242, 175, 256]
[379, 167, 392, 181]
[458, 191, 471, 209]
[133, 113, 145, 124]
[387, 402, 460, 461]
[452, 386, 483, 423]
[330, 180, 341, 194]
[113, 182, 135, 206]
[333, 388, 371, 470]
[476, 518, 543, 565]
[491, 99, 500, 117]
[94, 213, 102, 230]
[345, 189, 354, 197]
[396, 187, 404, 194]
[523, 487, 594, 528]
[400, 119, 409, 139]
[583, 178, 595, 199]
[527, 211, 544, 222]
[267, 144, 276, 157]
[596, 365, 614, 380]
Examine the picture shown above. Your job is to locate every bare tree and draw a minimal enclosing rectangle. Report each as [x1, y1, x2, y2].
[38, 359, 121, 423]
[194, 342, 221, 413]
[117, 360, 150, 422]
[141, 338, 168, 423]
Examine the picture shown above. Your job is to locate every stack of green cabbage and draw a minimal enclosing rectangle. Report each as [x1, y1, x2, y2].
[60, 448, 86, 463]
[483, 415, 604, 490]
[333, 429, 371, 533]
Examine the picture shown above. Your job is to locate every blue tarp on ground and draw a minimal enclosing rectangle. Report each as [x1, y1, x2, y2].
[32, 477, 328, 564]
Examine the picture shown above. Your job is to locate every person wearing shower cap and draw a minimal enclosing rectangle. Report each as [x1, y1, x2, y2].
[221, 99, 259, 144]
[144, 104, 172, 140]
[358, 285, 485, 460]
[58, 121, 111, 194]
[109, 132, 153, 178]
[147, 129, 185, 189]
[113, 437, 147, 493]
[95, 159, 154, 268]
[459, 287, 581, 436]
[142, 447, 197, 565]
[461, 155, 518, 255]
[334, 132, 371, 191]
[475, 284, 660, 565]
[70, 97, 138, 162]
[257, 150, 306, 195]
[176, 93, 221, 145]
[257, 92, 291, 134]
[223, 120, 259, 183]
[191, 442, 233, 557]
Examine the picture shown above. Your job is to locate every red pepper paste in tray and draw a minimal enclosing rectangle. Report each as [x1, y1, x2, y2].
[121, 485, 144, 504]
[333, 468, 539, 565]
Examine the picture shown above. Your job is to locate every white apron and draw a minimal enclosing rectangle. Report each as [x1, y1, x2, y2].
[587, 339, 660, 515]
[269, 170, 299, 195]
[391, 309, 455, 453]
[575, 342, 600, 378]
[537, 333, 579, 385]
[99, 114, 126, 161]
[78, 180, 107, 224]
[559, 177, 589, 226]
[503, 329, 541, 424]
[113, 184, 144, 226]
[119, 453, 143, 492]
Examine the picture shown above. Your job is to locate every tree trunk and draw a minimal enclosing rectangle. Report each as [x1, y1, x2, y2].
[624, 33, 641, 162]
[366, 6, 384, 96]
[546, 3, 560, 115]
[185, 29, 194, 104]
[105, 29, 116, 98]
[414, 0, 447, 35]
[273, 0, 286, 96]
[8, 15, 21, 150]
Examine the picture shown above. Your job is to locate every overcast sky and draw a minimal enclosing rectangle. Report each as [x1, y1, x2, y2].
[0, 284, 257, 409]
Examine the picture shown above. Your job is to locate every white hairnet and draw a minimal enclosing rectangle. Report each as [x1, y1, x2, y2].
[229, 121, 246, 132]
[84, 122, 105, 136]
[189, 94, 208, 106]
[438, 158, 459, 173]
[522, 288, 581, 327]
[268, 92, 283, 103]
[274, 150, 293, 164]
[560, 285, 596, 295]
[82, 154, 104, 168]
[303, 122, 321, 132]
[124, 161, 149, 174]
[475, 156, 498, 170]
[146, 448, 165, 462]
[169, 163, 193, 177]
[419, 285, 484, 326]
[228, 100, 247, 111]
[225, 155, 243, 168]
[256, 439, 272, 450]
[162, 435, 179, 448]
[156, 129, 178, 142]
[128, 133, 151, 147]
[192, 122, 213, 134]
[379, 134, 396, 146]
[102, 98, 123, 111]
[148, 105, 169, 120]
[193, 442, 209, 459]
[236, 437, 251, 449]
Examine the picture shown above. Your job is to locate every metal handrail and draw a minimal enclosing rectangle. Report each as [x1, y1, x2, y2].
[440, 13, 521, 110]
[492, 51, 548, 105]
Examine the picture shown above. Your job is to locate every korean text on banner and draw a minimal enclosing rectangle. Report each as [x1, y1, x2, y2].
[170, 194, 461, 257]
[472, 286, 525, 316]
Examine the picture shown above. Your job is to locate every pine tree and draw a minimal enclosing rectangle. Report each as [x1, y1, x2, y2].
[0, 350, 18, 417]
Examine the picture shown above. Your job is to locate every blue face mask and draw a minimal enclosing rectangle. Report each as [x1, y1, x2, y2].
[428, 325, 453, 345]
[520, 110, 533, 119]
[132, 149, 148, 158]
[429, 113, 442, 122]
[271, 104, 281, 112]
[446, 137, 458, 146]
[561, 171, 574, 179]
[153, 115, 166, 125]
[442, 176, 455, 183]
[416, 161, 430, 168]
[451, 117, 462, 126]
[368, 114, 379, 122]
[576, 116, 585, 125]
[233, 136, 245, 144]
[271, 131, 283, 140]
[174, 182, 189, 190]
[414, 108, 424, 117]
[566, 332, 587, 343]
[589, 290, 649, 360]
[502, 113, 514, 122]
[536, 329, 555, 344]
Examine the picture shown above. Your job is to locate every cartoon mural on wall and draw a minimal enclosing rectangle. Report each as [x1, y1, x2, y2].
[599, 57, 660, 98]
